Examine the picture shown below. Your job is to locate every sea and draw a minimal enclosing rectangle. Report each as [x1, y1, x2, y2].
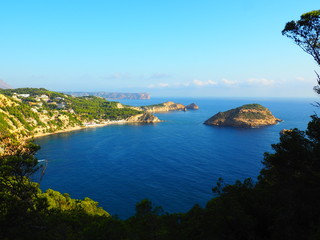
[35, 97, 319, 218]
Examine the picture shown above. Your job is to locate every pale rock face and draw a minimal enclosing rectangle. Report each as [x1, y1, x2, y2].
[128, 101, 199, 113]
[186, 103, 199, 110]
[116, 103, 124, 109]
[0, 94, 17, 107]
[126, 113, 161, 123]
[204, 104, 281, 128]
[134, 101, 187, 113]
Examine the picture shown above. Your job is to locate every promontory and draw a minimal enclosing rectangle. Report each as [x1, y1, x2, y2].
[186, 103, 199, 110]
[125, 101, 195, 113]
[204, 104, 281, 128]
[0, 88, 160, 155]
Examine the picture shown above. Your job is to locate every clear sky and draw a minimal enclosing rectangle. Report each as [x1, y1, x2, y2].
[1, 0, 319, 97]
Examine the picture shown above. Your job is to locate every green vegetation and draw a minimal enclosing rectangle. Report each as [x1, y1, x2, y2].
[140, 103, 166, 108]
[239, 111, 267, 119]
[42, 189, 109, 216]
[1, 115, 320, 239]
[241, 103, 267, 111]
[0, 88, 142, 120]
[210, 104, 274, 124]
[4, 103, 42, 131]
[0, 143, 112, 240]
[282, 10, 320, 66]
[1, 10, 320, 240]
[0, 88, 143, 140]
[67, 96, 142, 120]
[0, 88, 65, 98]
[282, 9, 320, 96]
[235, 104, 272, 119]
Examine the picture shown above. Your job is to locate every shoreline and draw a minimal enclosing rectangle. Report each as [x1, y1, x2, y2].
[32, 119, 161, 139]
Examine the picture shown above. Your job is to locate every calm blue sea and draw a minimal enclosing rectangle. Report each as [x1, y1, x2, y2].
[35, 97, 319, 218]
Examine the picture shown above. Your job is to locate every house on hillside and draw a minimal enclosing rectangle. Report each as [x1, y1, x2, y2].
[39, 95, 49, 102]
[57, 102, 66, 109]
[13, 93, 30, 98]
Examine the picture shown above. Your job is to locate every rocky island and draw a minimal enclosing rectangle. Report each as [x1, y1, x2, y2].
[128, 101, 198, 113]
[186, 103, 199, 110]
[126, 112, 160, 123]
[204, 104, 281, 128]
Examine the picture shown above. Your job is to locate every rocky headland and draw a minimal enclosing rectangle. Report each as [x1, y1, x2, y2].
[0, 88, 199, 155]
[204, 104, 281, 128]
[0, 88, 160, 155]
[126, 112, 161, 123]
[128, 101, 198, 113]
[186, 103, 199, 110]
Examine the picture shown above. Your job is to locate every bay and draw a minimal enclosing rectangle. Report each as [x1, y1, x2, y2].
[35, 97, 318, 218]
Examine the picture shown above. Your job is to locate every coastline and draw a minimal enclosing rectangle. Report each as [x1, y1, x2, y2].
[32, 119, 161, 139]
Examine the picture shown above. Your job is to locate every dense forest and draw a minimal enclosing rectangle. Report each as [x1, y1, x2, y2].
[1, 10, 320, 240]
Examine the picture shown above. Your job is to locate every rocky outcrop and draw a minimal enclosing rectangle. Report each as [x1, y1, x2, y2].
[132, 101, 188, 113]
[204, 104, 281, 128]
[280, 129, 293, 135]
[128, 101, 200, 113]
[116, 103, 124, 108]
[141, 101, 186, 113]
[126, 113, 161, 123]
[186, 103, 199, 110]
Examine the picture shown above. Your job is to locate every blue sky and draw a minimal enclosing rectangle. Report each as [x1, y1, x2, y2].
[1, 0, 319, 97]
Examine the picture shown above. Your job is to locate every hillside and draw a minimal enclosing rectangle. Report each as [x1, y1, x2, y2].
[204, 103, 281, 127]
[0, 88, 159, 155]
[65, 91, 150, 100]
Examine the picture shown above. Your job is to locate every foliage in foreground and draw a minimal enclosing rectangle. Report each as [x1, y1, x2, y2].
[1, 9, 320, 240]
[1, 114, 319, 240]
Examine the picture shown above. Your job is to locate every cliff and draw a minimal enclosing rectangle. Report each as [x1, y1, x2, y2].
[204, 104, 281, 128]
[131, 101, 187, 113]
[126, 113, 161, 123]
[186, 103, 199, 110]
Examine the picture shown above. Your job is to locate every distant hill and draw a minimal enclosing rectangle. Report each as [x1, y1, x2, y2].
[0, 80, 12, 89]
[64, 91, 150, 100]
[204, 103, 281, 128]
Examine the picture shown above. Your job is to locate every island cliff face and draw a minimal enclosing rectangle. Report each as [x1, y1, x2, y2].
[204, 104, 281, 128]
[126, 113, 161, 123]
[129, 101, 192, 113]
[186, 103, 199, 110]
[139, 101, 186, 112]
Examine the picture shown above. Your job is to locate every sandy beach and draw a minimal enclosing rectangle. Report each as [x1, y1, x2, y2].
[32, 119, 142, 139]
